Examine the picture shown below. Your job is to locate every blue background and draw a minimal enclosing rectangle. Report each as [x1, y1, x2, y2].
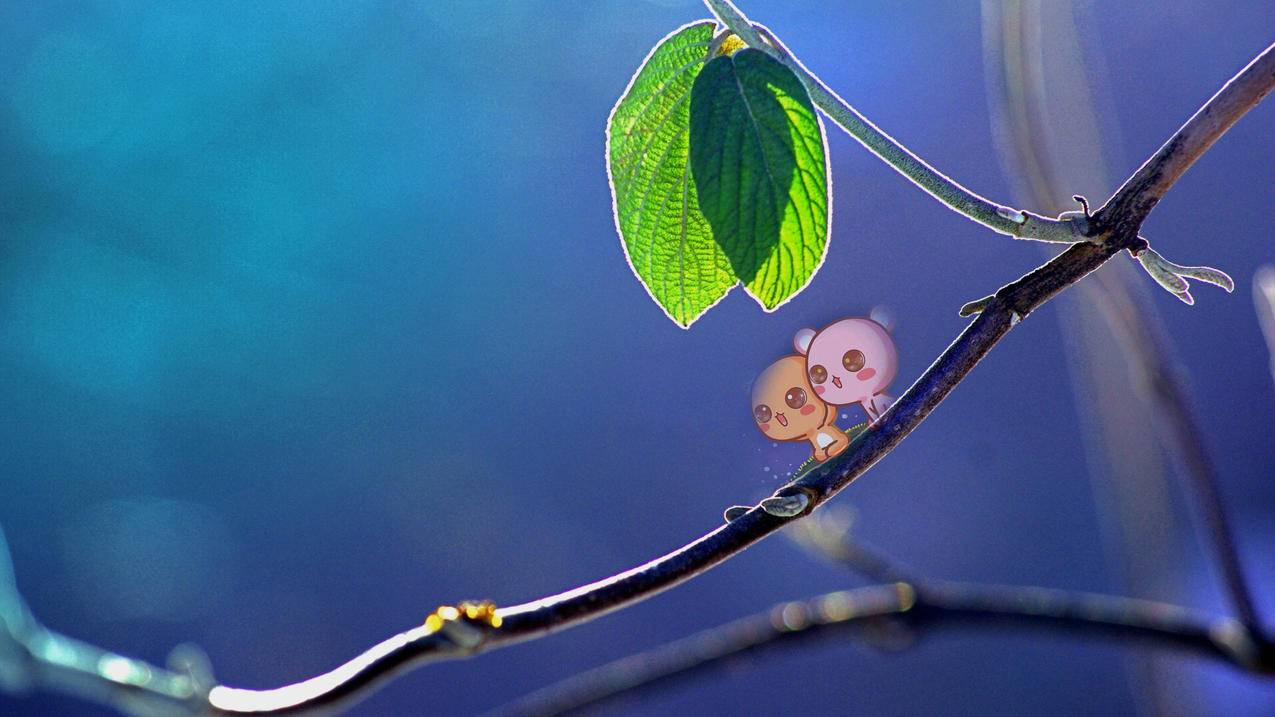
[2, 1, 1273, 715]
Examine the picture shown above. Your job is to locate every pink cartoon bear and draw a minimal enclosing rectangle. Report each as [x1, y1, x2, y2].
[794, 317, 898, 422]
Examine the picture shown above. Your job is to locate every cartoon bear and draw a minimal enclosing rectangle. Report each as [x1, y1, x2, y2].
[751, 355, 850, 462]
[794, 318, 898, 421]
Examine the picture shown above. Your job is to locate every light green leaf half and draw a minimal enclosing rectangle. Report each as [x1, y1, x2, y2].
[690, 48, 830, 310]
[607, 21, 736, 328]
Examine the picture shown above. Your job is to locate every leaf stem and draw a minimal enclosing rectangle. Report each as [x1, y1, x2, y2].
[0, 528, 206, 717]
[701, 0, 1086, 243]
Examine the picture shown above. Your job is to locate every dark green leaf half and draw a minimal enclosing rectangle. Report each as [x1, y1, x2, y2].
[690, 48, 830, 310]
[607, 21, 735, 328]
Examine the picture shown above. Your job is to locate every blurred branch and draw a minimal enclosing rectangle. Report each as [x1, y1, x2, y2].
[983, 1, 1266, 639]
[3, 12, 1274, 717]
[983, 5, 1197, 712]
[786, 509, 915, 584]
[187, 34, 1275, 713]
[1255, 266, 1275, 385]
[0, 528, 209, 717]
[711, 0, 1251, 304]
[1146, 337, 1267, 634]
[493, 515, 1271, 717]
[1094, 49, 1275, 242]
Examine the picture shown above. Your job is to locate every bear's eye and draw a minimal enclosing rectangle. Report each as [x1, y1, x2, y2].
[754, 404, 772, 424]
[842, 349, 865, 372]
[809, 364, 827, 384]
[785, 387, 807, 409]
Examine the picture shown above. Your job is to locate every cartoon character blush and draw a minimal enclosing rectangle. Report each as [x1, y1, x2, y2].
[751, 355, 850, 463]
[794, 317, 898, 421]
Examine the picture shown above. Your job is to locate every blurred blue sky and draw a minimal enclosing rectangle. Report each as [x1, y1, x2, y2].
[1, 1, 1273, 715]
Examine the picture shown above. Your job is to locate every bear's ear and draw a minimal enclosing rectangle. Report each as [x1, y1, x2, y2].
[793, 328, 816, 355]
[869, 306, 895, 333]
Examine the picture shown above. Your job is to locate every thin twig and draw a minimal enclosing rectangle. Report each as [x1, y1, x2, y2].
[702, 0, 1086, 243]
[195, 244, 1143, 715]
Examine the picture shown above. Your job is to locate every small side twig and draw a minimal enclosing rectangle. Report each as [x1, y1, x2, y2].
[1072, 194, 1092, 217]
[1134, 244, 1235, 305]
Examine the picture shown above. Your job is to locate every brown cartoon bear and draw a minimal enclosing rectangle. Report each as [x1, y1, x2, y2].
[751, 355, 850, 463]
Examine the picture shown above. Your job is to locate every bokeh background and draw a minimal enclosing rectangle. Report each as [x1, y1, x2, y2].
[2, 1, 1273, 715]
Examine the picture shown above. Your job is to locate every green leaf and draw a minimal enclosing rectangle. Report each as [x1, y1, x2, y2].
[607, 21, 736, 328]
[690, 48, 830, 310]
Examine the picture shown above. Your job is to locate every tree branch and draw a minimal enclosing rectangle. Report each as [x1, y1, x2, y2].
[492, 511, 1272, 716]
[1093, 41, 1275, 242]
[982, 3, 1267, 639]
[3, 13, 1272, 717]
